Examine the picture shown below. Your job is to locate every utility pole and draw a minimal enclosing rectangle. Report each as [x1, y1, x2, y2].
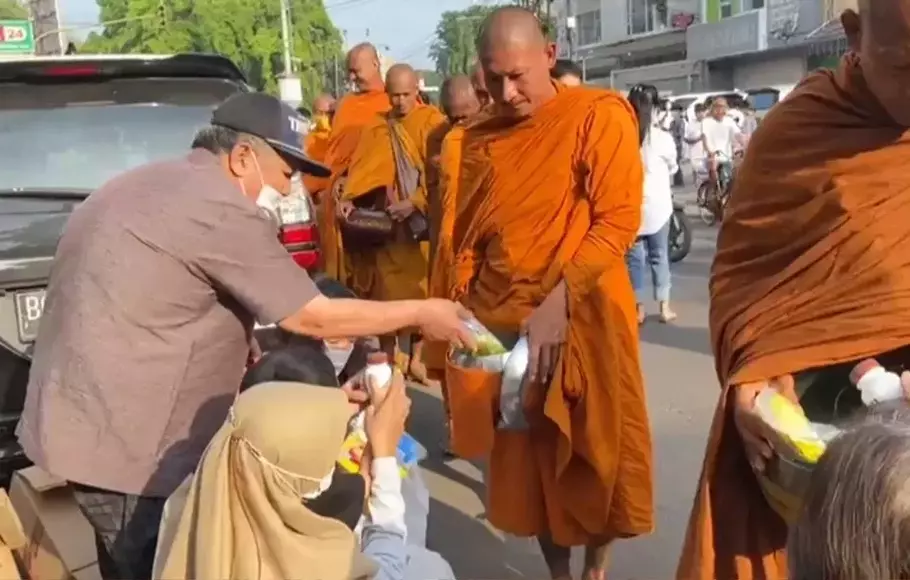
[566, 0, 576, 62]
[279, 0, 292, 80]
[28, 0, 61, 55]
[277, 0, 302, 108]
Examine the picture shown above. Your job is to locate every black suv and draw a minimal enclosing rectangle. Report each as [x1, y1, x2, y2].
[0, 53, 255, 485]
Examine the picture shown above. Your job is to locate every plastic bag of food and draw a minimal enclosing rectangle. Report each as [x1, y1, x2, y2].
[497, 336, 530, 430]
[461, 317, 508, 356]
[754, 389, 829, 463]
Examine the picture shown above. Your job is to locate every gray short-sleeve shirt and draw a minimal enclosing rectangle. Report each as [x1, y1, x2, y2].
[16, 149, 320, 497]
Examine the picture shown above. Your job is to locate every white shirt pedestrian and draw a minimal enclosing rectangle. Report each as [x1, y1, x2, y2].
[685, 118, 705, 171]
[702, 115, 742, 160]
[639, 125, 678, 236]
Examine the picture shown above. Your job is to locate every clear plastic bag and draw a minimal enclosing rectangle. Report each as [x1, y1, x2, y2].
[461, 316, 508, 356]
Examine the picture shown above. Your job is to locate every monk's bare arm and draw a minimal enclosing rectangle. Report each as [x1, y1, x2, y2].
[564, 99, 643, 294]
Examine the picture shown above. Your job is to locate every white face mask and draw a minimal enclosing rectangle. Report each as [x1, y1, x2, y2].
[239, 152, 284, 227]
[324, 343, 355, 377]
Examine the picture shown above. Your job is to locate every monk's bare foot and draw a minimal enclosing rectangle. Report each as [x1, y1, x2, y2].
[538, 536, 571, 580]
[583, 540, 611, 580]
[408, 359, 438, 387]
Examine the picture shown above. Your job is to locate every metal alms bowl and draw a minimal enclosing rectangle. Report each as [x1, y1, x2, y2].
[759, 422, 841, 524]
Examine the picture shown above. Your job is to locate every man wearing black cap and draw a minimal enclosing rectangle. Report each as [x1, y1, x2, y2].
[16, 92, 474, 580]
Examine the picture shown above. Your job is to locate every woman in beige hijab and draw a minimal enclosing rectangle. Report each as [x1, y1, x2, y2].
[154, 378, 411, 580]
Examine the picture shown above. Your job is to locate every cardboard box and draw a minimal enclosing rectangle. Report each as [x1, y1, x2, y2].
[0, 488, 25, 579]
[8, 467, 101, 580]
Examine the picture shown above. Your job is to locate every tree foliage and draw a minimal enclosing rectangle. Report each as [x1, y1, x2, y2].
[429, 1, 555, 78]
[0, 0, 27, 19]
[80, 0, 342, 101]
[429, 5, 494, 77]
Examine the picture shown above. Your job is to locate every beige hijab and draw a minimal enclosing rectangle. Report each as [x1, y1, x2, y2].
[155, 382, 377, 580]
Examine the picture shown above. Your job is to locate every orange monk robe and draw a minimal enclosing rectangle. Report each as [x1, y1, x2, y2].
[449, 85, 654, 545]
[424, 122, 468, 375]
[302, 127, 332, 199]
[319, 90, 391, 284]
[342, 104, 446, 301]
[425, 120, 452, 267]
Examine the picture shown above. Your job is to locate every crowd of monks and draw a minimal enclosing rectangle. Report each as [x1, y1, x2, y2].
[299, 0, 907, 578]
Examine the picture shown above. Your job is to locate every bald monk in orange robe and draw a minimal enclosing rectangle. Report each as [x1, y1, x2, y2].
[427, 74, 482, 267]
[447, 7, 653, 580]
[318, 43, 391, 283]
[340, 63, 446, 378]
[424, 73, 484, 451]
[470, 62, 492, 108]
[301, 93, 335, 199]
[678, 2, 910, 579]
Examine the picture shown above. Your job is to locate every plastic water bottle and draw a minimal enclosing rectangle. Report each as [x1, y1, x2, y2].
[850, 359, 903, 406]
[364, 352, 393, 405]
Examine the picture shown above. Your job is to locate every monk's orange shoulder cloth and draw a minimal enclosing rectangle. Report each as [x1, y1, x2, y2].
[343, 104, 446, 207]
[679, 54, 910, 580]
[425, 120, 452, 265]
[302, 128, 331, 198]
[317, 90, 390, 283]
[449, 85, 654, 545]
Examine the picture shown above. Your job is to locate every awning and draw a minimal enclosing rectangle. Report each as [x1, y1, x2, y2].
[804, 18, 849, 56]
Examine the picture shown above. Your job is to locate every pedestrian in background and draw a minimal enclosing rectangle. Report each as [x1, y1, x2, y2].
[551, 58, 583, 86]
[16, 92, 474, 580]
[626, 83, 678, 324]
[685, 103, 708, 185]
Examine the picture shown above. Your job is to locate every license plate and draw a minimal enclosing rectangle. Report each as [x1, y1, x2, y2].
[15, 289, 46, 343]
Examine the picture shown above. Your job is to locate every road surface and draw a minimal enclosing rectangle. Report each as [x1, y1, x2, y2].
[408, 189, 720, 579]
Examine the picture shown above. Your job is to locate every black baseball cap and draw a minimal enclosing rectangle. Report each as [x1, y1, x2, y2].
[211, 93, 331, 178]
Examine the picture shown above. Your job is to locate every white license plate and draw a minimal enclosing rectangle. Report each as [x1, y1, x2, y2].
[15, 289, 46, 343]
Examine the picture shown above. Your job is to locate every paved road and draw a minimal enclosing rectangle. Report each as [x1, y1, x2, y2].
[407, 189, 721, 579]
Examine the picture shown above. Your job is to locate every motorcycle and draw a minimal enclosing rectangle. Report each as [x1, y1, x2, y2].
[669, 199, 692, 263]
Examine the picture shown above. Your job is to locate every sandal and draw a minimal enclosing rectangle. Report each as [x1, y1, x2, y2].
[659, 310, 678, 324]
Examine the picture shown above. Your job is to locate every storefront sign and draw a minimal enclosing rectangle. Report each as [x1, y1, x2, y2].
[686, 9, 767, 60]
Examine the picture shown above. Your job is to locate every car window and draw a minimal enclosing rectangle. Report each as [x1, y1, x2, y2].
[0, 79, 242, 192]
[672, 97, 696, 111]
[747, 90, 779, 111]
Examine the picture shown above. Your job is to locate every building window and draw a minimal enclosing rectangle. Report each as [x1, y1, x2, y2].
[576, 9, 602, 46]
[720, 0, 734, 18]
[627, 0, 668, 35]
[748, 0, 765, 8]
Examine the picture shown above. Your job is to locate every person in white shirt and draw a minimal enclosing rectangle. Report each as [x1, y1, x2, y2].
[625, 84, 678, 324]
[701, 97, 746, 189]
[685, 103, 708, 185]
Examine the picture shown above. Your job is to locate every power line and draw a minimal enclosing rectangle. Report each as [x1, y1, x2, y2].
[394, 31, 436, 61]
[325, 0, 380, 11]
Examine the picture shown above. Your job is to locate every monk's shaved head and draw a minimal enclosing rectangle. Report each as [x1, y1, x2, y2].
[312, 93, 335, 115]
[842, 0, 910, 125]
[477, 6, 548, 53]
[385, 63, 420, 118]
[440, 75, 481, 124]
[346, 42, 383, 93]
[475, 6, 557, 117]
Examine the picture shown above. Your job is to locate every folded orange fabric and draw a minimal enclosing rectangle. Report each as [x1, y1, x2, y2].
[679, 54, 910, 580]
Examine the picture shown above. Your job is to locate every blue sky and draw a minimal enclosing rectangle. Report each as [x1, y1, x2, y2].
[59, 0, 483, 69]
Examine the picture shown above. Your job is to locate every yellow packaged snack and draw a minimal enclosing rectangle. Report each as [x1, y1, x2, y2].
[754, 389, 827, 463]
